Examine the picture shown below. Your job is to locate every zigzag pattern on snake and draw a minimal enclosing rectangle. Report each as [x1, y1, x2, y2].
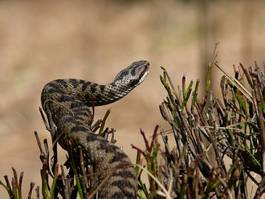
[41, 60, 150, 198]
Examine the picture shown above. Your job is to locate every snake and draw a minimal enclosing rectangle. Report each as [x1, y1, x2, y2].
[41, 60, 150, 198]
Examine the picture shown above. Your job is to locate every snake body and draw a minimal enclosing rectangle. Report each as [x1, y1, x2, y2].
[41, 60, 149, 198]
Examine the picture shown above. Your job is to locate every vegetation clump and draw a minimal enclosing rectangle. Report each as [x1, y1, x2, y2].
[135, 62, 265, 198]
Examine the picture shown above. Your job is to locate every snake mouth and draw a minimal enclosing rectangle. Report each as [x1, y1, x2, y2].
[138, 60, 150, 84]
[142, 60, 150, 71]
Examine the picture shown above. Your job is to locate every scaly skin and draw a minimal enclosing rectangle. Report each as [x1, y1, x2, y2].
[41, 60, 150, 198]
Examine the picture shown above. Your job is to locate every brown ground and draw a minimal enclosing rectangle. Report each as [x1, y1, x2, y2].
[1, 0, 265, 197]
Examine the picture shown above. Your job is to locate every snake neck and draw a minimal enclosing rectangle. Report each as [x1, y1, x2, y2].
[107, 81, 134, 99]
[84, 81, 135, 106]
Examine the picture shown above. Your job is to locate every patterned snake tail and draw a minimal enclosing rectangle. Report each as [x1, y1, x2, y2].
[41, 60, 150, 198]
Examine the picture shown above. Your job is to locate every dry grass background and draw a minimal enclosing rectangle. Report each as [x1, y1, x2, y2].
[1, 0, 265, 197]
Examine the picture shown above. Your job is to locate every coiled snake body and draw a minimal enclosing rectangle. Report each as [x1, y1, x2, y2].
[41, 60, 149, 198]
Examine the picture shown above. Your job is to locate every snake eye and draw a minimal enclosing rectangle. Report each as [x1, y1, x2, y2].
[118, 70, 129, 79]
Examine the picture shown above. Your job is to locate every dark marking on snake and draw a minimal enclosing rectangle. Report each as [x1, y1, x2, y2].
[108, 151, 128, 164]
[59, 95, 75, 102]
[100, 85, 105, 92]
[114, 170, 136, 179]
[69, 79, 79, 88]
[90, 83, 97, 93]
[70, 126, 89, 133]
[56, 79, 68, 88]
[82, 81, 92, 92]
[86, 134, 101, 142]
[111, 191, 135, 199]
[111, 179, 136, 189]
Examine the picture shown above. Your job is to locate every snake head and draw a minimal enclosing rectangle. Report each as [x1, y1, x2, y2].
[114, 60, 150, 88]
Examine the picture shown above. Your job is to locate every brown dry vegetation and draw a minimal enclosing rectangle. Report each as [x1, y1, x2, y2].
[1, 0, 265, 197]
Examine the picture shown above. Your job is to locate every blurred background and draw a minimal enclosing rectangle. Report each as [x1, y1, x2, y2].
[1, 0, 265, 197]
